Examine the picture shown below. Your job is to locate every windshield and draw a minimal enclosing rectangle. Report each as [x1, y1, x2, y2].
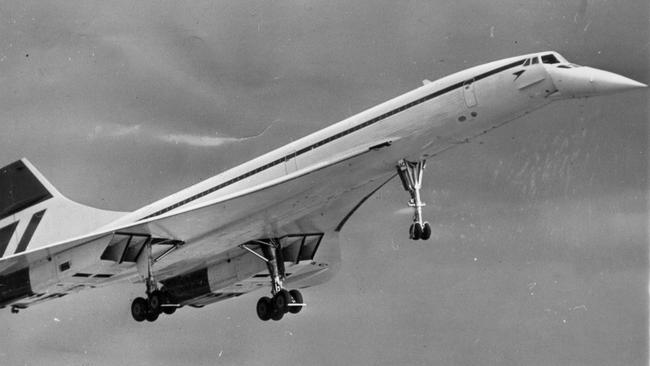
[541, 54, 560, 64]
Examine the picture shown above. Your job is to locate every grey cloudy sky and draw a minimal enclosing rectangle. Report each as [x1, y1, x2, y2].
[0, 1, 647, 365]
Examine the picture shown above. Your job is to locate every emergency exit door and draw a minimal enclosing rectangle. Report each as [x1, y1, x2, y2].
[463, 79, 478, 107]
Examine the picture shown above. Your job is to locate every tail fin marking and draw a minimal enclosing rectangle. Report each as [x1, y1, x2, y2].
[0, 222, 19, 257]
[0, 160, 53, 221]
[14, 209, 46, 254]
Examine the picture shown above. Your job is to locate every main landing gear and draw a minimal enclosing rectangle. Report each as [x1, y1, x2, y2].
[130, 239, 179, 322]
[241, 240, 305, 321]
[397, 159, 432, 241]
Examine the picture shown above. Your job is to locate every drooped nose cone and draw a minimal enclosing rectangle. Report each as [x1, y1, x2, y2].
[548, 66, 647, 98]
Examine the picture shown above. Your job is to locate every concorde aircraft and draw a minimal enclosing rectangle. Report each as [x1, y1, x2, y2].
[0, 52, 645, 322]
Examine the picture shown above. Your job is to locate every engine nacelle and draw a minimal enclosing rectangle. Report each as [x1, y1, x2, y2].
[160, 232, 341, 307]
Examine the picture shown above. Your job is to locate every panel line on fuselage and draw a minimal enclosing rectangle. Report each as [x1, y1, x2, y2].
[139, 58, 526, 221]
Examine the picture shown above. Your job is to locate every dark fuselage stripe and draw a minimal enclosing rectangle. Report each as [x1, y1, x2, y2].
[0, 221, 19, 257]
[14, 209, 46, 254]
[141, 59, 525, 221]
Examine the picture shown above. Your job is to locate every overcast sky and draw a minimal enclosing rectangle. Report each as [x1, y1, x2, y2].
[0, 1, 648, 365]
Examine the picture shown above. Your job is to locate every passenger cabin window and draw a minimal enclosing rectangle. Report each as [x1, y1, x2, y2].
[541, 54, 560, 64]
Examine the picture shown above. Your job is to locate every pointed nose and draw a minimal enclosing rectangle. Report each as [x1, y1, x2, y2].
[548, 66, 647, 98]
[588, 68, 647, 93]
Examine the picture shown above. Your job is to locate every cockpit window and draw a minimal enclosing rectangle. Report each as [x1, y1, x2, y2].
[541, 54, 560, 64]
[523, 58, 530, 66]
[531, 57, 539, 65]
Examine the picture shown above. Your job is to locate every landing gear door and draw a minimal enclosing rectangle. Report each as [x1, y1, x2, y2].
[463, 79, 478, 107]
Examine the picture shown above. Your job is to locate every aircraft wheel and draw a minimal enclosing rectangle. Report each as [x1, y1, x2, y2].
[256, 297, 272, 321]
[421, 222, 432, 240]
[131, 297, 148, 322]
[410, 223, 422, 240]
[145, 310, 159, 322]
[273, 289, 291, 313]
[288, 289, 303, 314]
[271, 307, 284, 321]
[148, 290, 164, 314]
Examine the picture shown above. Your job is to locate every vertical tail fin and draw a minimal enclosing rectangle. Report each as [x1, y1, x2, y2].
[0, 159, 126, 257]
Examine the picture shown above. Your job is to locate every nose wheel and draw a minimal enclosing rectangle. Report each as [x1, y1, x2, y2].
[397, 159, 432, 240]
[241, 240, 305, 321]
[409, 222, 431, 241]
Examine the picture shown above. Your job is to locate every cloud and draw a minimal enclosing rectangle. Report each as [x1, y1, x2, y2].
[112, 124, 142, 137]
[85, 118, 277, 148]
[157, 119, 276, 147]
[87, 123, 141, 140]
[159, 132, 242, 147]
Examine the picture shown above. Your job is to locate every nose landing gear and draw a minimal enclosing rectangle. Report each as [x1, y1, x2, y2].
[397, 159, 432, 241]
[241, 240, 305, 321]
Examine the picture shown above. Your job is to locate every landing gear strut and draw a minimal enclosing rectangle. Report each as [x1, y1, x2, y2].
[130, 238, 178, 322]
[397, 159, 432, 240]
[241, 240, 305, 321]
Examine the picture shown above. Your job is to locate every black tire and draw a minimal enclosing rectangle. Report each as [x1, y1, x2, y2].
[131, 297, 148, 322]
[256, 297, 272, 321]
[145, 310, 159, 322]
[411, 223, 422, 240]
[421, 222, 432, 240]
[148, 290, 164, 313]
[288, 289, 303, 314]
[273, 290, 291, 313]
[409, 224, 417, 240]
[271, 308, 284, 321]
